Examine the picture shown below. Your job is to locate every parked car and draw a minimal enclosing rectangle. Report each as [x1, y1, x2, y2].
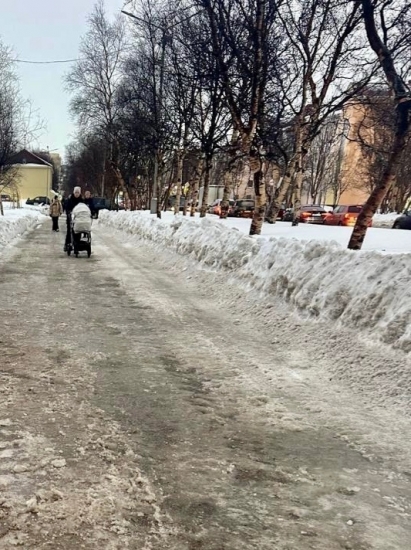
[324, 205, 372, 227]
[232, 199, 255, 218]
[209, 199, 235, 216]
[283, 205, 327, 224]
[282, 208, 294, 222]
[168, 196, 186, 211]
[274, 205, 287, 220]
[0, 194, 11, 202]
[91, 197, 112, 218]
[26, 196, 50, 206]
[392, 211, 411, 230]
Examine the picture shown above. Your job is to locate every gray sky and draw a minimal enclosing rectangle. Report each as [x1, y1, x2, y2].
[0, 0, 126, 159]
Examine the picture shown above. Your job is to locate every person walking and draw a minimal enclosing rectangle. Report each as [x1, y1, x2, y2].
[84, 190, 96, 218]
[64, 186, 83, 252]
[49, 196, 63, 232]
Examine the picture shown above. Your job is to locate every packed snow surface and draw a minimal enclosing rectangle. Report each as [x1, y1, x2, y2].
[100, 210, 411, 353]
[0, 207, 43, 253]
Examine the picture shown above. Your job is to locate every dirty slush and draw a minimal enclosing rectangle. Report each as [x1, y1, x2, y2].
[0, 221, 411, 549]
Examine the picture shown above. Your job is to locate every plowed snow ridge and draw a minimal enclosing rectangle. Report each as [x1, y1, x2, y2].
[101, 211, 410, 353]
[0, 209, 43, 252]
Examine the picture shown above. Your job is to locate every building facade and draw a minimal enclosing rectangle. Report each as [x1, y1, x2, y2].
[7, 150, 53, 201]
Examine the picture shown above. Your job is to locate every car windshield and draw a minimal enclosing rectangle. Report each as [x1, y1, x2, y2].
[348, 206, 362, 213]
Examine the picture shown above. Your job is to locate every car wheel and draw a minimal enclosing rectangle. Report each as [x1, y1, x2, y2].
[393, 222, 401, 229]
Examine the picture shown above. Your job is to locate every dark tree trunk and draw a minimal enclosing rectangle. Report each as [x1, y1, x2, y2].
[200, 157, 212, 218]
[348, 111, 410, 249]
[190, 159, 203, 217]
[265, 157, 296, 223]
[348, 0, 411, 249]
[249, 155, 266, 235]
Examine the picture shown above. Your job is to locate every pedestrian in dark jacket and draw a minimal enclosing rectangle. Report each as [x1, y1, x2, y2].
[84, 190, 96, 218]
[49, 196, 63, 232]
[64, 186, 83, 251]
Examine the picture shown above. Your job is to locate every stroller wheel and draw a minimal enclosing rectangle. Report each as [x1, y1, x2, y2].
[67, 247, 71, 256]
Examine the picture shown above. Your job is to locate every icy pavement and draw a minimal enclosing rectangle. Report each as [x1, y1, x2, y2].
[0, 219, 411, 549]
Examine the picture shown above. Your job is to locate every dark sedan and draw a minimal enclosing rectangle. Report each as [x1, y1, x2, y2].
[393, 212, 411, 229]
[232, 199, 255, 218]
[283, 205, 328, 224]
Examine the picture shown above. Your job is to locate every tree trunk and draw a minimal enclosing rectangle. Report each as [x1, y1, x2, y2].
[265, 157, 296, 223]
[0, 195, 3, 216]
[156, 150, 164, 219]
[174, 150, 184, 216]
[101, 150, 106, 197]
[200, 157, 212, 218]
[219, 166, 233, 219]
[220, 130, 239, 219]
[111, 163, 130, 208]
[348, 118, 409, 249]
[291, 158, 304, 226]
[291, 137, 307, 226]
[249, 155, 266, 236]
[190, 158, 203, 217]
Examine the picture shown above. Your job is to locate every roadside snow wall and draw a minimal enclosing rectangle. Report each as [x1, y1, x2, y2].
[0, 210, 43, 253]
[99, 211, 411, 353]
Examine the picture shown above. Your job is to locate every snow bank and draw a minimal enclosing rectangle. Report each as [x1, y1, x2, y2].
[99, 210, 411, 353]
[0, 208, 43, 253]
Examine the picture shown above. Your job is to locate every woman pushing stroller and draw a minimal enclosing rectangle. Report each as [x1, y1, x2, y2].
[64, 186, 83, 252]
[71, 202, 92, 257]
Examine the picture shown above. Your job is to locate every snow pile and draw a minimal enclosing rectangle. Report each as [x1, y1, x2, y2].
[0, 209, 43, 252]
[100, 210, 411, 352]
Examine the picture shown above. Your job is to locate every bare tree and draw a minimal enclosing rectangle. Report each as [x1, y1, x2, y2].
[348, 0, 411, 249]
[195, 0, 283, 234]
[270, 0, 372, 225]
[0, 39, 42, 214]
[304, 118, 341, 204]
[66, 1, 130, 203]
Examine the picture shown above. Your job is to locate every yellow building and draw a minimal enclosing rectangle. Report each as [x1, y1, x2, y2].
[8, 149, 53, 201]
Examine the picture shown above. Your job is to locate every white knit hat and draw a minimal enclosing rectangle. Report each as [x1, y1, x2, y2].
[73, 186, 81, 194]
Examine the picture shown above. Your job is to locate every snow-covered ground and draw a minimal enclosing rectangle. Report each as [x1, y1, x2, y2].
[99, 210, 411, 353]
[0, 205, 45, 253]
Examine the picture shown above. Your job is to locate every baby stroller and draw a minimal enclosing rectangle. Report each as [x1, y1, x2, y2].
[67, 203, 92, 258]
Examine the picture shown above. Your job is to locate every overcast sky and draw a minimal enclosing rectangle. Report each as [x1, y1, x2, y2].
[0, 0, 126, 159]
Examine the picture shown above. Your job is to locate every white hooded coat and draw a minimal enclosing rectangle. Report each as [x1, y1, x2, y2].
[72, 203, 92, 233]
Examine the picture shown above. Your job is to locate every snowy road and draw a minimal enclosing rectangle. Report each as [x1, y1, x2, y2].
[1, 220, 411, 549]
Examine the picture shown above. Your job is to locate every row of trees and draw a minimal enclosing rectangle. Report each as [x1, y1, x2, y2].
[0, 39, 42, 215]
[65, 0, 411, 249]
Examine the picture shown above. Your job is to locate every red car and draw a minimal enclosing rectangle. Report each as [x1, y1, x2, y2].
[324, 205, 372, 227]
[209, 199, 235, 216]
